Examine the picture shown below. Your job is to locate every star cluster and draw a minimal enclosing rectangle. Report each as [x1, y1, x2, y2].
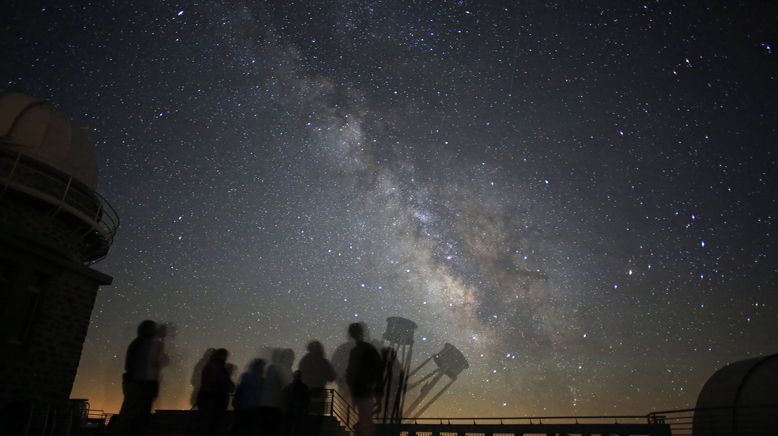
[2, 0, 777, 416]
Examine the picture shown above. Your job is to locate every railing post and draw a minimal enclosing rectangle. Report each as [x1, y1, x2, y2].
[50, 176, 73, 218]
[1, 150, 24, 197]
[330, 390, 334, 416]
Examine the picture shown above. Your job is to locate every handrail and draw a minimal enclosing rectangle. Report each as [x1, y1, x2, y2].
[319, 388, 683, 433]
[644, 404, 778, 436]
[401, 414, 653, 423]
[648, 404, 778, 415]
[324, 389, 359, 431]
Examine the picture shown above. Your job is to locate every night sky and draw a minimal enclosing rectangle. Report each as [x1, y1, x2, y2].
[3, 0, 778, 417]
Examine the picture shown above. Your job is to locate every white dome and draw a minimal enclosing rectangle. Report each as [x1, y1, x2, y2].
[0, 91, 98, 190]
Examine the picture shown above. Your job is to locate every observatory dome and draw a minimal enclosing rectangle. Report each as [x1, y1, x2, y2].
[0, 91, 98, 189]
[693, 353, 778, 436]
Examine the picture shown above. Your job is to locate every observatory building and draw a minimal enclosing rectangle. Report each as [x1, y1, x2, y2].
[693, 353, 778, 436]
[0, 92, 118, 427]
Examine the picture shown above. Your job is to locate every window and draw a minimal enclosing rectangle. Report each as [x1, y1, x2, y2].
[1, 262, 49, 346]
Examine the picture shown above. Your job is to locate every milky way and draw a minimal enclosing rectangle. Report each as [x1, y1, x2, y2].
[3, 0, 777, 416]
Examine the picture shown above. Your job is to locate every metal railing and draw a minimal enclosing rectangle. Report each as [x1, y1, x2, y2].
[648, 404, 778, 436]
[0, 147, 119, 262]
[322, 388, 359, 432]
[389, 414, 671, 436]
[648, 408, 695, 436]
[319, 392, 669, 435]
[15, 395, 774, 436]
[401, 414, 654, 425]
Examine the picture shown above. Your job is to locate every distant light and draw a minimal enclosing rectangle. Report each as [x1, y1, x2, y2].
[700, 240, 705, 248]
[544, 179, 550, 185]
[177, 10, 184, 16]
[619, 130, 625, 136]
[628, 269, 633, 275]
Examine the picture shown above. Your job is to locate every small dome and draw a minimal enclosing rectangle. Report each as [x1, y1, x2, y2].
[0, 91, 98, 189]
[694, 353, 778, 436]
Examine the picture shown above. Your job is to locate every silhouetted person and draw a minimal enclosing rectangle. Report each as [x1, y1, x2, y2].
[281, 370, 311, 436]
[260, 348, 294, 436]
[191, 348, 215, 409]
[196, 348, 235, 436]
[298, 340, 336, 433]
[231, 359, 265, 436]
[299, 340, 336, 391]
[331, 340, 355, 401]
[346, 323, 382, 436]
[115, 320, 167, 436]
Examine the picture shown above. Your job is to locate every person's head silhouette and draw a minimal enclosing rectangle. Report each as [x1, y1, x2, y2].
[137, 320, 157, 339]
[249, 358, 266, 374]
[348, 322, 365, 342]
[307, 340, 325, 356]
[211, 348, 229, 364]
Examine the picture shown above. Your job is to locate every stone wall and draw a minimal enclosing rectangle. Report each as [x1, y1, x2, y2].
[0, 187, 112, 435]
[0, 268, 98, 404]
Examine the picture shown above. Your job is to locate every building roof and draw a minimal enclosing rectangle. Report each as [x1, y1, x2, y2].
[0, 91, 98, 189]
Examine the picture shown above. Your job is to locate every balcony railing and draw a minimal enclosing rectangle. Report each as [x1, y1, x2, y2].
[388, 415, 670, 436]
[321, 388, 359, 431]
[0, 147, 119, 262]
[13, 397, 778, 436]
[648, 404, 778, 436]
